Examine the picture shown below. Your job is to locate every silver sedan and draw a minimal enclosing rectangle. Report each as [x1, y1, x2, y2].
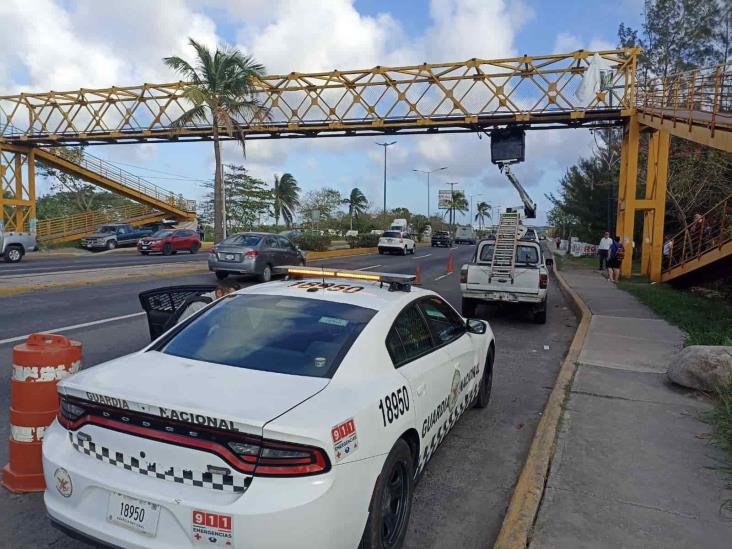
[208, 232, 306, 282]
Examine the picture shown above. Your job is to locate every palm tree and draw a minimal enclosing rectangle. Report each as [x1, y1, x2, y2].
[342, 188, 368, 230]
[474, 201, 492, 230]
[273, 173, 300, 228]
[443, 190, 468, 229]
[164, 38, 268, 242]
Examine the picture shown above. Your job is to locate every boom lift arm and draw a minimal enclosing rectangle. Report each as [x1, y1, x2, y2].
[499, 163, 536, 219]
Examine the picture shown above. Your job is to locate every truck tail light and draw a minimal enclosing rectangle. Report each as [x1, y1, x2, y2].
[460, 266, 468, 284]
[244, 250, 259, 258]
[539, 273, 548, 289]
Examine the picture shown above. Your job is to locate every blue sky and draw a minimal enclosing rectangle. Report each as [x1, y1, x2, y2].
[1, 0, 644, 225]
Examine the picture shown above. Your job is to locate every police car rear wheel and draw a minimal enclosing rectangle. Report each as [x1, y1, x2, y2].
[360, 438, 414, 549]
[475, 345, 494, 409]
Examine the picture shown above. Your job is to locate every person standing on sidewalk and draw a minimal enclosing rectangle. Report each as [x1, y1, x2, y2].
[597, 230, 613, 271]
[607, 235, 625, 283]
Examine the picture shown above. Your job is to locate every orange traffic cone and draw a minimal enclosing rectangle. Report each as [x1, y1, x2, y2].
[447, 253, 454, 274]
[414, 264, 422, 285]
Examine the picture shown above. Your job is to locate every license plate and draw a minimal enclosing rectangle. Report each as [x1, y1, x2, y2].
[226, 254, 235, 260]
[107, 493, 161, 536]
[491, 292, 518, 302]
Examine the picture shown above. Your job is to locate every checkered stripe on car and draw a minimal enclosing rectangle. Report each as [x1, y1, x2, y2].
[68, 432, 250, 493]
[417, 383, 480, 474]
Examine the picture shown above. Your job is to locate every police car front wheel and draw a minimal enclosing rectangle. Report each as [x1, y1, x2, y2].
[474, 345, 494, 409]
[359, 438, 414, 549]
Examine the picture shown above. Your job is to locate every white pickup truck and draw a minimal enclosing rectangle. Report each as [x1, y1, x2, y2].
[459, 237, 553, 323]
[0, 229, 37, 263]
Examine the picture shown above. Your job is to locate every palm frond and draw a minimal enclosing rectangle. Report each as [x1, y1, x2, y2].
[171, 104, 208, 128]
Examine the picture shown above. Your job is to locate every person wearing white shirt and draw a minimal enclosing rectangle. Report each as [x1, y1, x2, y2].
[598, 231, 613, 271]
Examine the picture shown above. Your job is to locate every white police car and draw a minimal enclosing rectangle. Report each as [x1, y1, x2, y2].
[43, 267, 496, 549]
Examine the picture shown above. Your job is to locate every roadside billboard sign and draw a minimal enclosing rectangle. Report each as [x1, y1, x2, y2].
[438, 190, 452, 209]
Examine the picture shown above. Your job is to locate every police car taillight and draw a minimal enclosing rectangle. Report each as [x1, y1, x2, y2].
[58, 396, 87, 427]
[228, 438, 330, 476]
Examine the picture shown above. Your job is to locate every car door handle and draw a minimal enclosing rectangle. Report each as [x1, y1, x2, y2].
[416, 384, 426, 396]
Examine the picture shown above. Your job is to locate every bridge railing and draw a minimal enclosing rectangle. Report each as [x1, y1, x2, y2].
[42, 148, 197, 213]
[663, 195, 732, 273]
[36, 203, 161, 241]
[636, 62, 732, 133]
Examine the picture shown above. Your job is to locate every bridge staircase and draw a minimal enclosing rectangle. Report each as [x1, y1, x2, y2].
[662, 194, 732, 282]
[36, 203, 169, 244]
[489, 210, 520, 283]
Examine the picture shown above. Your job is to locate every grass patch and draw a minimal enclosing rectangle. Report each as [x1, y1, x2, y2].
[618, 278, 732, 346]
[554, 254, 598, 271]
[705, 384, 732, 515]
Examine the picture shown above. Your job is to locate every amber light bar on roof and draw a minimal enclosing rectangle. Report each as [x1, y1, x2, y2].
[279, 266, 415, 284]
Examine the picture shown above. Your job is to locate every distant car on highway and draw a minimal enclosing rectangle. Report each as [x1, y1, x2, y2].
[431, 230, 453, 247]
[137, 229, 201, 256]
[378, 230, 415, 255]
[0, 228, 36, 263]
[454, 226, 477, 245]
[208, 232, 305, 282]
[44, 267, 495, 549]
[81, 223, 152, 251]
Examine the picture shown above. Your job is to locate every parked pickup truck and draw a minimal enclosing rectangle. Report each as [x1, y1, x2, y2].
[459, 238, 553, 323]
[82, 223, 152, 251]
[0, 229, 37, 263]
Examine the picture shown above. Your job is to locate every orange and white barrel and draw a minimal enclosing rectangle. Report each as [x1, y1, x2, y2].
[2, 333, 81, 493]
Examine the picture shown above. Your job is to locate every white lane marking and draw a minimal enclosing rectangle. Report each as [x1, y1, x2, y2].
[0, 312, 145, 346]
[434, 272, 453, 281]
[356, 265, 382, 271]
[414, 253, 432, 259]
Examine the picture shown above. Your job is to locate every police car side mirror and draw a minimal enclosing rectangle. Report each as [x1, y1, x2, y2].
[466, 319, 486, 335]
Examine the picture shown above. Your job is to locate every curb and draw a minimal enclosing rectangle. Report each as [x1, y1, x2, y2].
[493, 258, 591, 549]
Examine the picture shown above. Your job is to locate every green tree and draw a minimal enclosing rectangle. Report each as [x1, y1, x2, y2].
[474, 201, 492, 230]
[300, 188, 343, 227]
[200, 165, 271, 232]
[442, 190, 468, 228]
[36, 191, 137, 220]
[273, 173, 300, 228]
[164, 38, 268, 242]
[37, 146, 100, 212]
[341, 188, 368, 230]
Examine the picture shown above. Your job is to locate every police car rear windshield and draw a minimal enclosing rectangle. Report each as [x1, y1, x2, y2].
[159, 295, 375, 378]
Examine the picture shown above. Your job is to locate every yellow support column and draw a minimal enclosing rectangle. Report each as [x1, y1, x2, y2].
[14, 154, 24, 231]
[616, 115, 640, 278]
[648, 130, 670, 281]
[28, 149, 36, 233]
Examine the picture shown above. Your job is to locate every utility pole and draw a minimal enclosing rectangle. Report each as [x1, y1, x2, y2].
[446, 181, 459, 234]
[413, 166, 447, 219]
[375, 141, 396, 227]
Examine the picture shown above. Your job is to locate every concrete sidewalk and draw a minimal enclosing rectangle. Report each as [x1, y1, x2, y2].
[530, 269, 732, 549]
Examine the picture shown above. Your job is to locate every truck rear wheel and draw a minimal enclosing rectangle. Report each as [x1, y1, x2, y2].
[462, 297, 477, 317]
[4, 246, 23, 263]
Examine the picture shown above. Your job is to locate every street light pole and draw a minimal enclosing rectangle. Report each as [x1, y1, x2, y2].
[412, 166, 447, 219]
[376, 141, 396, 227]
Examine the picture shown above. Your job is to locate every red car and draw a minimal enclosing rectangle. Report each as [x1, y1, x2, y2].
[137, 229, 201, 256]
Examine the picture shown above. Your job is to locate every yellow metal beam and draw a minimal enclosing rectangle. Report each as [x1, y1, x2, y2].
[0, 49, 638, 145]
[616, 115, 640, 278]
[637, 112, 732, 154]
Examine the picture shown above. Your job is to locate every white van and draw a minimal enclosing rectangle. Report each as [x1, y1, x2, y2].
[454, 225, 477, 245]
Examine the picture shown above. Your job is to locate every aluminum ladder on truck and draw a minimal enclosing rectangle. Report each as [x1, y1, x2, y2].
[489, 210, 520, 283]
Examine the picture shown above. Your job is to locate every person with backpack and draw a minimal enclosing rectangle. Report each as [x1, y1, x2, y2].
[607, 235, 625, 283]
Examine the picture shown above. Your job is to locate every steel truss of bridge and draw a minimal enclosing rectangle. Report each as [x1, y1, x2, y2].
[1, 47, 730, 281]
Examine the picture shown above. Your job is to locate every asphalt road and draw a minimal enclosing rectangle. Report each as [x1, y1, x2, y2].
[0, 245, 576, 549]
[0, 249, 207, 277]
